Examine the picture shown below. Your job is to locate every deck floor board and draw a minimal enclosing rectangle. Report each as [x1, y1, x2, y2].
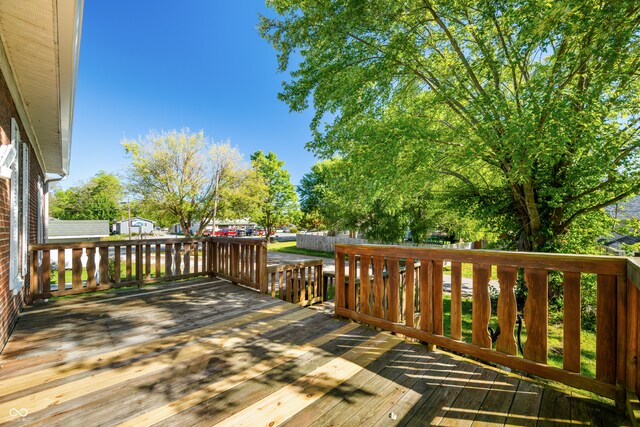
[0, 279, 628, 426]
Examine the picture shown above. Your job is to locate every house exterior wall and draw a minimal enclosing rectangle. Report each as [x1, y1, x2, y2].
[0, 67, 45, 352]
[116, 218, 154, 235]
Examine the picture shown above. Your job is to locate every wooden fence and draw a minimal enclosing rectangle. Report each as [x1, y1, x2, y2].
[28, 237, 268, 301]
[267, 260, 323, 306]
[334, 243, 640, 404]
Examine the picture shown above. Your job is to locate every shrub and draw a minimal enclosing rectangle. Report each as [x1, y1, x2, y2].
[108, 258, 117, 282]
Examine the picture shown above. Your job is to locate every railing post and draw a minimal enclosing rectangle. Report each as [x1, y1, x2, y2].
[41, 249, 50, 297]
[626, 265, 638, 393]
[58, 248, 65, 291]
[173, 242, 182, 276]
[596, 273, 617, 384]
[184, 242, 191, 275]
[135, 244, 143, 283]
[114, 246, 121, 285]
[145, 243, 152, 280]
[348, 254, 356, 311]
[230, 243, 238, 285]
[335, 249, 345, 317]
[210, 239, 218, 277]
[99, 246, 109, 285]
[523, 269, 549, 364]
[72, 248, 82, 290]
[165, 243, 173, 277]
[617, 274, 628, 389]
[155, 243, 161, 279]
[257, 241, 268, 294]
[86, 247, 97, 289]
[29, 249, 39, 303]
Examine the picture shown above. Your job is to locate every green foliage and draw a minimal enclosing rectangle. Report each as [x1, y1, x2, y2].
[250, 150, 299, 241]
[127, 200, 175, 228]
[108, 258, 117, 282]
[620, 217, 640, 255]
[49, 171, 123, 224]
[123, 129, 263, 237]
[261, 0, 640, 252]
[268, 240, 334, 259]
[297, 161, 331, 230]
[298, 159, 486, 243]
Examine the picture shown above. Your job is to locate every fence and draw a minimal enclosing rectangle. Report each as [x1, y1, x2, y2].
[267, 259, 324, 306]
[295, 234, 367, 253]
[296, 233, 472, 253]
[333, 243, 640, 404]
[28, 237, 268, 302]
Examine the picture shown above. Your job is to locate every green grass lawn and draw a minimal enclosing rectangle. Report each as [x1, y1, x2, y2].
[268, 240, 334, 259]
[100, 234, 143, 241]
[442, 263, 498, 280]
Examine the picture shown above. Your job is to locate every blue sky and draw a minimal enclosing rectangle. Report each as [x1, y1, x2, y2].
[68, 1, 316, 188]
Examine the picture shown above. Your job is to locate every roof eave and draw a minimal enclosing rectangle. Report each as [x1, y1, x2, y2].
[56, 0, 84, 176]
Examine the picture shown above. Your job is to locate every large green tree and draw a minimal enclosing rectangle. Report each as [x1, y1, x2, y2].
[300, 159, 485, 242]
[123, 130, 263, 237]
[261, 0, 640, 252]
[298, 160, 332, 231]
[251, 150, 299, 241]
[49, 171, 123, 224]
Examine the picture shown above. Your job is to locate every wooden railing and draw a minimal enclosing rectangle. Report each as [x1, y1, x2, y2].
[28, 237, 268, 301]
[267, 260, 323, 306]
[334, 244, 639, 403]
[210, 238, 268, 293]
[322, 272, 337, 301]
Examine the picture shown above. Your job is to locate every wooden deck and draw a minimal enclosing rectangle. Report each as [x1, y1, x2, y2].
[0, 279, 627, 426]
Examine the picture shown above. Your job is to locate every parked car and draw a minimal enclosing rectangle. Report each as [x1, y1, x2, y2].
[236, 229, 246, 237]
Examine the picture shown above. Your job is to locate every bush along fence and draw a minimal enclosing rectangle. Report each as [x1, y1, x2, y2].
[333, 243, 640, 408]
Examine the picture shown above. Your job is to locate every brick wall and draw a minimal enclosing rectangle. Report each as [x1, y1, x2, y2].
[0, 68, 45, 352]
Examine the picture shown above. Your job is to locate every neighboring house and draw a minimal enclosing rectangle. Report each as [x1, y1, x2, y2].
[602, 195, 640, 255]
[47, 219, 109, 243]
[216, 219, 257, 230]
[0, 1, 83, 351]
[47, 219, 108, 270]
[608, 195, 640, 223]
[600, 232, 640, 256]
[114, 217, 155, 235]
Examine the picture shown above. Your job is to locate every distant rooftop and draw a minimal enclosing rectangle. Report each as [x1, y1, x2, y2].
[47, 219, 109, 240]
[607, 195, 640, 222]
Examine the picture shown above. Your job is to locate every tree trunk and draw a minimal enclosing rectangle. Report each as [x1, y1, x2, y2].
[180, 219, 191, 238]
